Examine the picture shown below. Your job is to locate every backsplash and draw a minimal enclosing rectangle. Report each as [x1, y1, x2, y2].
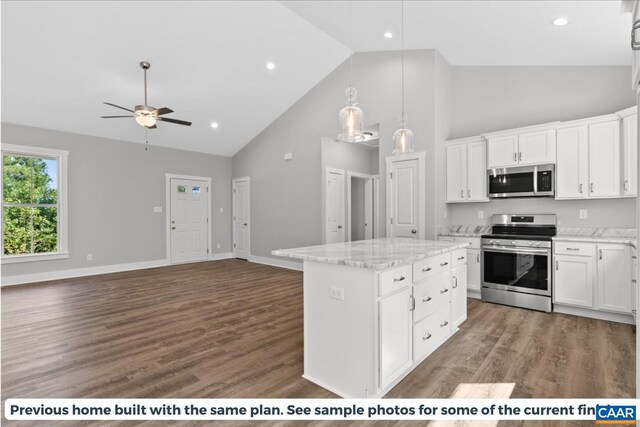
[556, 227, 637, 238]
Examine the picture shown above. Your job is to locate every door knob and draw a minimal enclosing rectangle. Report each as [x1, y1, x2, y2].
[411, 229, 417, 234]
[338, 225, 343, 229]
[171, 226, 176, 230]
[244, 223, 248, 226]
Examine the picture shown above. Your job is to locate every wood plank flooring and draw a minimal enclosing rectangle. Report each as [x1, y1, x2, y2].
[1, 259, 636, 427]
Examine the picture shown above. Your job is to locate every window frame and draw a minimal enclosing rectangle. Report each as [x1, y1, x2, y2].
[1, 144, 69, 264]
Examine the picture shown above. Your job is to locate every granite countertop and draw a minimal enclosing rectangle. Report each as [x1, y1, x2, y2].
[553, 228, 637, 247]
[437, 225, 491, 238]
[272, 238, 470, 270]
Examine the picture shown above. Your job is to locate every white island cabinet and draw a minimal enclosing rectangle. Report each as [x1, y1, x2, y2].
[273, 238, 469, 398]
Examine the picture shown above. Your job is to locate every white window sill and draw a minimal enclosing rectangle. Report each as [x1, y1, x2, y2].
[1, 252, 70, 264]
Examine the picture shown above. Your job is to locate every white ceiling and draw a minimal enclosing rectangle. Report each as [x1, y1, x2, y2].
[282, 1, 632, 66]
[2, 1, 633, 157]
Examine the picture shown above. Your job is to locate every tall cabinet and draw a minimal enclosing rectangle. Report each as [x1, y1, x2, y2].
[619, 106, 638, 198]
[445, 136, 488, 203]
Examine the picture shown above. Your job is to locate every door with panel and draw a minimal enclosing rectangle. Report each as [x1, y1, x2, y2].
[364, 178, 373, 240]
[170, 178, 208, 264]
[466, 140, 487, 201]
[326, 170, 346, 244]
[588, 121, 621, 198]
[518, 129, 555, 165]
[232, 178, 250, 259]
[446, 144, 466, 202]
[390, 159, 419, 238]
[378, 286, 413, 389]
[487, 135, 518, 168]
[597, 244, 632, 313]
[556, 126, 589, 199]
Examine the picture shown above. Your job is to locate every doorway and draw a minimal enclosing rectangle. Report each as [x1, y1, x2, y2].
[347, 172, 379, 241]
[165, 174, 211, 264]
[232, 177, 250, 259]
[385, 152, 426, 239]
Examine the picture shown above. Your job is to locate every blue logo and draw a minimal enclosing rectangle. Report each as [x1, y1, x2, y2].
[596, 405, 636, 424]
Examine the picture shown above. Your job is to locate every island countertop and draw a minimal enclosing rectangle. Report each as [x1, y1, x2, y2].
[272, 238, 470, 270]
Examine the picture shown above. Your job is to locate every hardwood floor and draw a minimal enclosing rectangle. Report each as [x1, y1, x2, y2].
[1, 259, 635, 427]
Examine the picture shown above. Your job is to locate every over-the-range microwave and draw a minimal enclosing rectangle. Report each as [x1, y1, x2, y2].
[487, 164, 554, 198]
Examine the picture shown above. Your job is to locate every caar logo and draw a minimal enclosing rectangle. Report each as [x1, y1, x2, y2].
[596, 405, 636, 425]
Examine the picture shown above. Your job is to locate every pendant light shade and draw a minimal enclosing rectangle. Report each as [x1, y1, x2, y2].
[392, 114, 414, 155]
[338, 87, 364, 143]
[393, 0, 414, 155]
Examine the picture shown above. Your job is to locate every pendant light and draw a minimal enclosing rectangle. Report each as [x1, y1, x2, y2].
[338, 0, 364, 143]
[392, 0, 414, 155]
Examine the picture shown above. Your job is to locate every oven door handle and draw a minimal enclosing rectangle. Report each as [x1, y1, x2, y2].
[482, 246, 550, 255]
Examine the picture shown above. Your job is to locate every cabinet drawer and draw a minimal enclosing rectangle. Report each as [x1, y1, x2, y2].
[413, 272, 451, 323]
[454, 237, 481, 249]
[451, 249, 467, 267]
[378, 264, 412, 296]
[554, 241, 595, 256]
[413, 305, 451, 362]
[413, 253, 451, 283]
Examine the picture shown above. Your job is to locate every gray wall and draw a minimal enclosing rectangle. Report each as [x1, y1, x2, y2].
[233, 50, 439, 261]
[322, 138, 378, 175]
[350, 177, 366, 241]
[447, 66, 636, 229]
[2, 123, 232, 278]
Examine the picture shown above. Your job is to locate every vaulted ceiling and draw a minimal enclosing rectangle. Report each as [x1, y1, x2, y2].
[1, 1, 631, 156]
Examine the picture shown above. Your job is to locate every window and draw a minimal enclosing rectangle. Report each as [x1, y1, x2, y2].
[2, 144, 68, 263]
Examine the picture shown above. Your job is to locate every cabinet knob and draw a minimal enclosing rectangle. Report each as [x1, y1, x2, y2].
[422, 267, 432, 272]
[440, 288, 449, 294]
[422, 332, 432, 341]
[422, 296, 432, 303]
[440, 321, 449, 328]
[393, 276, 406, 282]
[440, 262, 449, 267]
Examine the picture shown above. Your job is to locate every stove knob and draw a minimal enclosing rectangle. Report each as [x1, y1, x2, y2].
[511, 240, 516, 246]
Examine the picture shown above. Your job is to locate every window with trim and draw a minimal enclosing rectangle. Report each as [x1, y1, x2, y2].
[2, 144, 68, 263]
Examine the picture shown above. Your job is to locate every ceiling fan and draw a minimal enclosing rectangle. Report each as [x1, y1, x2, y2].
[101, 61, 192, 129]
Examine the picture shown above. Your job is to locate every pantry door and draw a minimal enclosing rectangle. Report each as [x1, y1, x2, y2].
[386, 152, 425, 240]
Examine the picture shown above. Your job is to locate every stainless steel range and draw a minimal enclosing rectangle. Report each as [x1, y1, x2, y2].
[481, 214, 557, 312]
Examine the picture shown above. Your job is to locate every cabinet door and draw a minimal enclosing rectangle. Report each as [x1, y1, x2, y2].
[467, 249, 481, 292]
[622, 114, 638, 197]
[467, 140, 488, 201]
[597, 244, 632, 313]
[518, 129, 556, 165]
[487, 135, 518, 168]
[556, 126, 588, 199]
[588, 120, 621, 198]
[553, 255, 594, 308]
[445, 144, 467, 202]
[379, 287, 412, 389]
[451, 265, 467, 327]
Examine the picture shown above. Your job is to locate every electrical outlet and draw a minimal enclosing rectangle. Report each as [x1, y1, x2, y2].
[329, 286, 345, 301]
[478, 210, 484, 219]
[579, 209, 588, 219]
[219, 207, 224, 213]
[443, 209, 447, 219]
[86, 254, 93, 261]
[153, 206, 163, 213]
[216, 243, 221, 249]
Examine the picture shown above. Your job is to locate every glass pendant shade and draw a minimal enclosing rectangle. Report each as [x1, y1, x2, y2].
[338, 87, 364, 143]
[392, 115, 414, 155]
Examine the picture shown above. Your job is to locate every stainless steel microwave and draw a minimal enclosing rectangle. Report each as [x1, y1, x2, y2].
[487, 164, 554, 198]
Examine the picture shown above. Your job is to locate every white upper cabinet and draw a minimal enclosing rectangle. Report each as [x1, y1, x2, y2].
[555, 114, 621, 200]
[619, 106, 638, 198]
[445, 136, 487, 203]
[484, 123, 558, 168]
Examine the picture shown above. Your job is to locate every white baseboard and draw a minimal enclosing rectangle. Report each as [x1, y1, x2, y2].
[248, 255, 303, 271]
[2, 253, 237, 287]
[554, 304, 634, 325]
[467, 289, 481, 300]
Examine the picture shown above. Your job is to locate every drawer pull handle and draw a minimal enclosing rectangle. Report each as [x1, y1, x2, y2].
[440, 321, 449, 328]
[422, 333, 432, 341]
[440, 262, 449, 267]
[566, 248, 580, 251]
[394, 276, 406, 282]
[422, 267, 432, 272]
[440, 288, 449, 294]
[422, 296, 432, 303]
[457, 256, 465, 261]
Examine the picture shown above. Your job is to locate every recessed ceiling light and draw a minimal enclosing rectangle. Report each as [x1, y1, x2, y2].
[383, 32, 393, 39]
[552, 17, 569, 26]
[210, 122, 219, 129]
[266, 62, 276, 71]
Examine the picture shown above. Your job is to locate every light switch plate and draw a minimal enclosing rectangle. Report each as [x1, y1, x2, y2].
[284, 152, 293, 161]
[329, 286, 345, 301]
[478, 210, 484, 219]
[579, 209, 588, 219]
[153, 206, 163, 213]
[219, 207, 224, 213]
[86, 254, 93, 261]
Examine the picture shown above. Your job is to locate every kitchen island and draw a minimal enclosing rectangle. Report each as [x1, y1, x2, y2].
[273, 238, 469, 398]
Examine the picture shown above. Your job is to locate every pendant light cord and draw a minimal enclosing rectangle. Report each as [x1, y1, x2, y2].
[401, 0, 405, 118]
[349, 0, 353, 96]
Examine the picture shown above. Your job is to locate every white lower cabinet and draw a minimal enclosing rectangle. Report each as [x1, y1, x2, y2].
[451, 264, 467, 326]
[379, 286, 413, 389]
[413, 305, 450, 361]
[467, 249, 481, 292]
[553, 240, 632, 317]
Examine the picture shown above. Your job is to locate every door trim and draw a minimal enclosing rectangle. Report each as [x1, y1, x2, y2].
[346, 171, 378, 242]
[165, 173, 212, 264]
[385, 152, 426, 239]
[232, 177, 251, 259]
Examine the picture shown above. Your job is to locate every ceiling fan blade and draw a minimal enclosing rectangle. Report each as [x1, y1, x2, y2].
[157, 117, 192, 126]
[154, 107, 174, 116]
[101, 115, 133, 118]
[103, 102, 134, 113]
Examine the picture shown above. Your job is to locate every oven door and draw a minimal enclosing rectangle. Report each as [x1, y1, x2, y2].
[482, 245, 551, 296]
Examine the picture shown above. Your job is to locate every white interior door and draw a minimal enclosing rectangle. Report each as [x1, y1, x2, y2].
[391, 158, 419, 239]
[233, 178, 250, 259]
[364, 178, 373, 240]
[326, 169, 345, 244]
[170, 178, 208, 264]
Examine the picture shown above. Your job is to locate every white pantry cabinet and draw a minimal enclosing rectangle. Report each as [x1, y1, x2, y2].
[619, 106, 638, 198]
[555, 115, 621, 200]
[445, 136, 488, 203]
[484, 124, 558, 168]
